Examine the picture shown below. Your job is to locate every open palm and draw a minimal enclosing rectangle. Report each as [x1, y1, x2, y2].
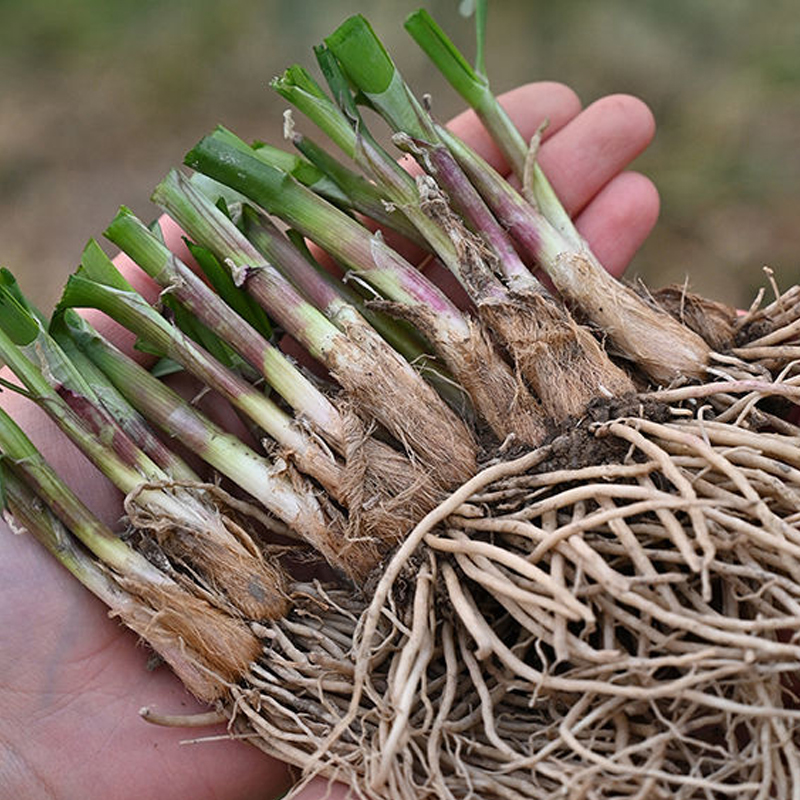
[0, 82, 657, 800]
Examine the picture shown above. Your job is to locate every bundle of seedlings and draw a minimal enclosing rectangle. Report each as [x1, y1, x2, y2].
[5, 4, 800, 798]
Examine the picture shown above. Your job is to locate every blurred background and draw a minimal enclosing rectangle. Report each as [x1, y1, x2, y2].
[2, 0, 800, 312]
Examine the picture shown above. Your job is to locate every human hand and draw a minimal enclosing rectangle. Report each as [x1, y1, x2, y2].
[0, 81, 656, 800]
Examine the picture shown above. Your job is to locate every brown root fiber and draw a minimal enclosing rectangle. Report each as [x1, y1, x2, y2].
[124, 486, 290, 620]
[645, 283, 738, 352]
[439, 318, 549, 446]
[479, 290, 636, 421]
[387, 300, 549, 447]
[326, 311, 479, 493]
[416, 169, 635, 425]
[160, 528, 289, 620]
[338, 406, 448, 559]
[553, 251, 713, 385]
[224, 368, 800, 799]
[117, 578, 261, 703]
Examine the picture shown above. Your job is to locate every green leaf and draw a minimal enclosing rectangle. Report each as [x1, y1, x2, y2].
[326, 14, 429, 140]
[190, 172, 251, 209]
[147, 217, 167, 245]
[160, 292, 241, 373]
[78, 239, 135, 291]
[405, 8, 487, 106]
[185, 132, 307, 222]
[314, 44, 362, 122]
[279, 64, 329, 101]
[0, 268, 48, 328]
[325, 15, 395, 95]
[214, 196, 233, 220]
[474, 0, 488, 78]
[270, 66, 358, 158]
[0, 284, 41, 346]
[184, 240, 273, 340]
[131, 336, 166, 358]
[149, 357, 184, 379]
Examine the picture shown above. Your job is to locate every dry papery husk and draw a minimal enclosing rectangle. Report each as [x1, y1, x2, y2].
[186, 284, 800, 798]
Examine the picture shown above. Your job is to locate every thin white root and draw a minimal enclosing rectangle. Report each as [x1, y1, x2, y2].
[139, 706, 227, 727]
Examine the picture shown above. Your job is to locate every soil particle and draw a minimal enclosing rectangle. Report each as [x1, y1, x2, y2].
[542, 395, 673, 473]
[734, 318, 773, 348]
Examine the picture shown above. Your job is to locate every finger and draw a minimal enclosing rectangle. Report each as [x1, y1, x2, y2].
[575, 170, 660, 278]
[538, 94, 656, 219]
